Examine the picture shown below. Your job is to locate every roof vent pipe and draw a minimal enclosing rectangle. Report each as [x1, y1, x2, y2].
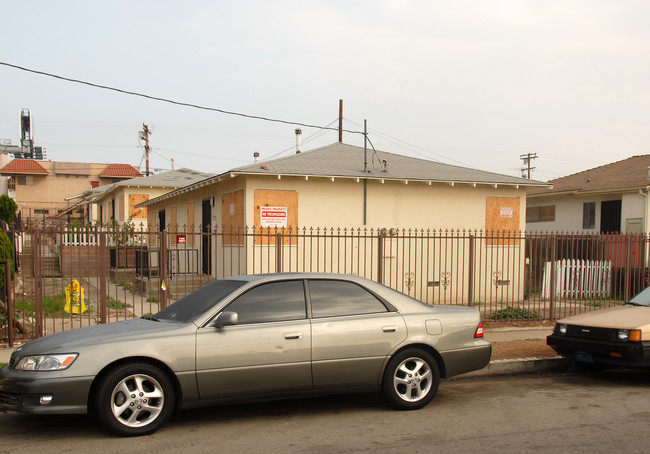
[295, 129, 302, 154]
[254, 152, 260, 163]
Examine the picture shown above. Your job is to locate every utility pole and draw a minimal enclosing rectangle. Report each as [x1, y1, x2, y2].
[140, 124, 151, 176]
[520, 152, 538, 179]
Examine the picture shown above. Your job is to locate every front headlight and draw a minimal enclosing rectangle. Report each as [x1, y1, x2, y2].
[14, 354, 78, 371]
[616, 329, 641, 342]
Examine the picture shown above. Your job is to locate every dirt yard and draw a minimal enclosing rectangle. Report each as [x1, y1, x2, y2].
[490, 339, 558, 360]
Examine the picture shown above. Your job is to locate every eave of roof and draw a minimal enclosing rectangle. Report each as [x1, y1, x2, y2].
[528, 185, 650, 199]
[0, 159, 49, 175]
[137, 144, 550, 208]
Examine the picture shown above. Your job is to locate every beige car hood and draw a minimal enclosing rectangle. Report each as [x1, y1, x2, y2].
[559, 305, 650, 333]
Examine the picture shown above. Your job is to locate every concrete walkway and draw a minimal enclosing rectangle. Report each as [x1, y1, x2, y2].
[1, 326, 569, 376]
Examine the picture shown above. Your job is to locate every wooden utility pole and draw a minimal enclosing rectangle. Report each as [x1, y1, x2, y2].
[520, 152, 538, 179]
[142, 124, 151, 176]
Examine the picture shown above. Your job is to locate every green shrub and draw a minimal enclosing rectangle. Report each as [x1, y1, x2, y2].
[489, 305, 540, 320]
[0, 231, 13, 296]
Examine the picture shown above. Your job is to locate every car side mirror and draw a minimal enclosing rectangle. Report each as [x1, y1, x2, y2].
[211, 311, 238, 328]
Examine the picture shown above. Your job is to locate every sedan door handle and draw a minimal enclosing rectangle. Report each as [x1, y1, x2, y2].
[382, 326, 398, 333]
[284, 332, 304, 340]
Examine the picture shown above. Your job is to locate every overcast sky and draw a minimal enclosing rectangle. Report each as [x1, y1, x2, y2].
[1, 0, 648, 182]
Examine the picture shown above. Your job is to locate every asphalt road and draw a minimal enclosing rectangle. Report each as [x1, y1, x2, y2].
[2, 369, 650, 453]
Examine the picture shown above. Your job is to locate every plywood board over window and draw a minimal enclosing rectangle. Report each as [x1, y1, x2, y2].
[254, 189, 298, 245]
[485, 197, 520, 246]
[129, 194, 149, 219]
[118, 195, 125, 221]
[222, 190, 245, 245]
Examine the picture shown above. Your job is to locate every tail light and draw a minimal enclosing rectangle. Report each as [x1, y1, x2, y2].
[474, 321, 484, 338]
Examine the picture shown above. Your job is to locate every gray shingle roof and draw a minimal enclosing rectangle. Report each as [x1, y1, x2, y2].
[114, 168, 214, 188]
[232, 143, 547, 186]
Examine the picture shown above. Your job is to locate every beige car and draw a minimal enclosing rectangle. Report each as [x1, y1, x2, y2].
[0, 273, 491, 436]
[547, 286, 650, 369]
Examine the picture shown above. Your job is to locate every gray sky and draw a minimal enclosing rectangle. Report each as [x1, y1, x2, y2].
[1, 0, 648, 181]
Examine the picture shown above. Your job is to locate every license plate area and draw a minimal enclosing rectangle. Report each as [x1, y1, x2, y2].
[575, 351, 594, 364]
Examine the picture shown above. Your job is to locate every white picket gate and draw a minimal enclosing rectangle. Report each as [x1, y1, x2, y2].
[542, 259, 612, 299]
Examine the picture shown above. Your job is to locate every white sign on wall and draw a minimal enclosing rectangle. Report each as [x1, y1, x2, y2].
[260, 206, 288, 228]
[500, 207, 513, 218]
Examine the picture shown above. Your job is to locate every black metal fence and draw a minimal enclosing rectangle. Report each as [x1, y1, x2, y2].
[1, 224, 648, 345]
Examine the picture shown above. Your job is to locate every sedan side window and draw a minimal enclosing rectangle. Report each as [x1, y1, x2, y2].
[309, 280, 388, 318]
[226, 280, 306, 324]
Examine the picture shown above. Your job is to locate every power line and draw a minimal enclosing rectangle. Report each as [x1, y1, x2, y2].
[0, 61, 364, 136]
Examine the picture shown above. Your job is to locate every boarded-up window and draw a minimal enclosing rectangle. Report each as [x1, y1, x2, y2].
[222, 190, 245, 245]
[118, 195, 125, 221]
[254, 189, 298, 245]
[186, 201, 195, 245]
[486, 197, 520, 245]
[129, 194, 149, 219]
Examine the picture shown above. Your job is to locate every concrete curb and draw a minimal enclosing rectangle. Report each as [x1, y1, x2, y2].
[457, 356, 571, 378]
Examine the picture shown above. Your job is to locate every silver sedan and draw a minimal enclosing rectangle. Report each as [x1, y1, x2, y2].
[0, 273, 491, 436]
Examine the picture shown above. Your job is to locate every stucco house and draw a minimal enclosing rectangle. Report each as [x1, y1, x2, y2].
[526, 155, 650, 234]
[73, 168, 213, 229]
[136, 143, 548, 299]
[0, 159, 141, 221]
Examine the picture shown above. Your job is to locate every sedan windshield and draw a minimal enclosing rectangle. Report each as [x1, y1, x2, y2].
[627, 286, 650, 307]
[154, 279, 246, 323]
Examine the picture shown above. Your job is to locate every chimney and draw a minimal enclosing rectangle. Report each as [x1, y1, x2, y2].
[171, 158, 175, 170]
[254, 152, 260, 163]
[295, 129, 302, 154]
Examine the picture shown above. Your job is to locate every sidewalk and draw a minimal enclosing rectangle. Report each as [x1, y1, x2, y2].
[460, 325, 570, 378]
[0, 326, 569, 375]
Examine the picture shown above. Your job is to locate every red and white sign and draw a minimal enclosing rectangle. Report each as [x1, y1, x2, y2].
[500, 207, 514, 218]
[260, 206, 288, 228]
[177, 234, 187, 244]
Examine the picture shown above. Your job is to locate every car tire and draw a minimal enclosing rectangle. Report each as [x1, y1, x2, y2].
[381, 349, 440, 410]
[95, 362, 175, 436]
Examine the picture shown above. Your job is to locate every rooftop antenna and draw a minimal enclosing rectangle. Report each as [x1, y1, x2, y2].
[338, 99, 343, 143]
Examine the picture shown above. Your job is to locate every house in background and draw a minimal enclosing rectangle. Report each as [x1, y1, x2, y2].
[0, 159, 141, 221]
[526, 155, 650, 234]
[75, 168, 213, 229]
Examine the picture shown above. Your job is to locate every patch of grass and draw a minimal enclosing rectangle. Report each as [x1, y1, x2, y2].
[15, 294, 67, 316]
[107, 298, 132, 310]
[115, 281, 136, 293]
[489, 305, 540, 321]
[146, 297, 159, 304]
[1, 310, 18, 326]
[584, 300, 603, 308]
